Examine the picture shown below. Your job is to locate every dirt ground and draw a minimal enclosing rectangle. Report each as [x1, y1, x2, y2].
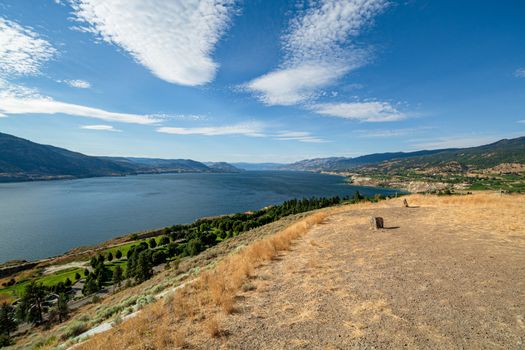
[208, 196, 525, 349]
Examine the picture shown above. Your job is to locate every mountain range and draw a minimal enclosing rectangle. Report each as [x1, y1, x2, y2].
[1, 132, 523, 183]
[274, 150, 450, 172]
[364, 136, 525, 173]
[0, 132, 241, 182]
[268, 137, 524, 173]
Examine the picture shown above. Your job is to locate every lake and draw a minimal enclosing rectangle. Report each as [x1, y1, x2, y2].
[0, 171, 400, 262]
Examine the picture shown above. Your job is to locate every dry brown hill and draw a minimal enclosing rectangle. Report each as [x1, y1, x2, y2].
[75, 193, 525, 349]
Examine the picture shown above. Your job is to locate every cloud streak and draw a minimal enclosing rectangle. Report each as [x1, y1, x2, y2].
[312, 101, 405, 122]
[353, 127, 428, 138]
[0, 17, 56, 76]
[273, 131, 328, 143]
[244, 0, 387, 106]
[0, 80, 159, 125]
[515, 68, 525, 78]
[81, 124, 121, 131]
[69, 0, 236, 86]
[157, 122, 327, 143]
[63, 79, 91, 89]
[157, 122, 266, 137]
[409, 135, 501, 150]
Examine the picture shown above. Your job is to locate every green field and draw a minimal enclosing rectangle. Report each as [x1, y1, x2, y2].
[0, 236, 168, 299]
[0, 267, 84, 298]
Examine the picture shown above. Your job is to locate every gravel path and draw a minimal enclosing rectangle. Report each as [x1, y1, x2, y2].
[210, 202, 525, 349]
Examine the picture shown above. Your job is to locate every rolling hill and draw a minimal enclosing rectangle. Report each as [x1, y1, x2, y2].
[366, 136, 525, 173]
[278, 150, 452, 172]
[0, 132, 136, 182]
[0, 133, 241, 182]
[279, 136, 525, 173]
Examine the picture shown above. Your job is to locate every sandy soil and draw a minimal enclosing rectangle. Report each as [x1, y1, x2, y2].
[42, 261, 89, 275]
[208, 197, 525, 349]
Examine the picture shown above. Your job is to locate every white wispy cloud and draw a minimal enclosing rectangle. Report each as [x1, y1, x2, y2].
[353, 127, 427, 138]
[81, 124, 121, 131]
[273, 131, 328, 143]
[514, 68, 525, 78]
[0, 79, 159, 125]
[409, 135, 501, 150]
[245, 64, 352, 106]
[166, 114, 209, 122]
[0, 17, 57, 76]
[68, 0, 236, 86]
[63, 79, 91, 89]
[312, 101, 405, 122]
[157, 122, 327, 143]
[157, 122, 266, 137]
[244, 0, 387, 106]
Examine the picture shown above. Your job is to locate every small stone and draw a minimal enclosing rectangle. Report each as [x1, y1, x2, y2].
[370, 216, 384, 230]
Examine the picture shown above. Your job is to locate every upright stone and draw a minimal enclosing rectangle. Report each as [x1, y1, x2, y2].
[370, 216, 384, 230]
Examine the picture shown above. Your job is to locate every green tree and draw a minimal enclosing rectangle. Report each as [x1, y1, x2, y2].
[75, 272, 81, 280]
[84, 268, 90, 277]
[82, 276, 98, 296]
[148, 238, 157, 249]
[17, 282, 46, 324]
[0, 302, 17, 345]
[107, 252, 113, 262]
[65, 278, 72, 287]
[97, 254, 105, 265]
[185, 238, 203, 256]
[113, 265, 123, 287]
[56, 293, 69, 322]
[135, 250, 153, 282]
[159, 235, 170, 246]
[115, 250, 122, 259]
[152, 250, 167, 265]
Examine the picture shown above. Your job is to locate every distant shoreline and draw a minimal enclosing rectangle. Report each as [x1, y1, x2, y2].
[0, 168, 243, 184]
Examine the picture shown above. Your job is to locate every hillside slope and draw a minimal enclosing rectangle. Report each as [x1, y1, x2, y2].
[208, 195, 525, 349]
[104, 157, 216, 173]
[0, 132, 135, 182]
[280, 136, 525, 173]
[205, 162, 243, 173]
[72, 194, 525, 349]
[279, 150, 452, 172]
[368, 136, 525, 172]
[0, 133, 241, 182]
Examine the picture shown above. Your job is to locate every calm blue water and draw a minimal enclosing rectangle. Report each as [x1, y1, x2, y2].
[0, 172, 400, 262]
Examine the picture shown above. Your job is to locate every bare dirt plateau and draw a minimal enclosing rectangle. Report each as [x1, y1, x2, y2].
[210, 195, 525, 349]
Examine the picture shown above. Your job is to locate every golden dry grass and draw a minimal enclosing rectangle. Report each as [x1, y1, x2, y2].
[75, 212, 327, 350]
[51, 192, 525, 349]
[408, 192, 525, 235]
[204, 315, 222, 338]
[195, 193, 525, 349]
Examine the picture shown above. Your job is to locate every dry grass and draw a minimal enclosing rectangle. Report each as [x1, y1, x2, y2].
[75, 212, 327, 350]
[408, 192, 525, 236]
[204, 315, 221, 338]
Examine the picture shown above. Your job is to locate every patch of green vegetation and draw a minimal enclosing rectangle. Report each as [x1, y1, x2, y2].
[0, 267, 84, 298]
[101, 236, 164, 258]
[39, 267, 83, 287]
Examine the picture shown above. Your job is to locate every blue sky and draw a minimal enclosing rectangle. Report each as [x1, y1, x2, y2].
[0, 0, 524, 162]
